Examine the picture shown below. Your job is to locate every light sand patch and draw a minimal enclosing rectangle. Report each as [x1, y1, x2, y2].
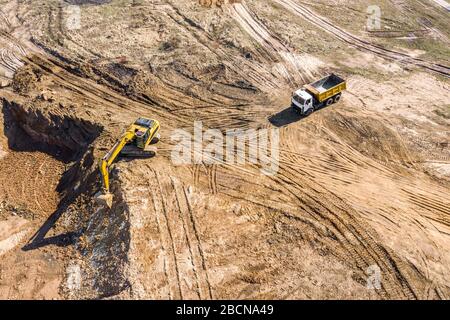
[0, 218, 30, 256]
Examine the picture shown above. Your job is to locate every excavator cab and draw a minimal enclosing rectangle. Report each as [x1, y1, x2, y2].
[120, 118, 160, 157]
[95, 117, 160, 208]
[134, 118, 157, 149]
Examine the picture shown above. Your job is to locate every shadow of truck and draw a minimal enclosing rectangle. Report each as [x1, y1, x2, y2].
[269, 106, 306, 127]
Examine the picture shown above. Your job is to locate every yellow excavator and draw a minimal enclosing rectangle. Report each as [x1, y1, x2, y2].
[95, 117, 161, 208]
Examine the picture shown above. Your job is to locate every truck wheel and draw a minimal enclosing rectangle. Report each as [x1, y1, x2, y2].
[305, 108, 313, 116]
[326, 98, 334, 106]
[334, 94, 342, 103]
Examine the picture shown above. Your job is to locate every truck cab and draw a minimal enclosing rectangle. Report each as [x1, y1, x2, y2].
[291, 89, 314, 115]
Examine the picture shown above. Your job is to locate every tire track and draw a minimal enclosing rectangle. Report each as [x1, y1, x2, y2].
[276, 0, 450, 77]
[0, 32, 25, 76]
[142, 168, 213, 299]
[218, 157, 421, 298]
[275, 115, 450, 297]
[171, 177, 202, 299]
[192, 164, 201, 186]
[0, 9, 12, 30]
[215, 116, 446, 299]
[165, 1, 282, 91]
[150, 192, 174, 300]
[0, 28, 194, 129]
[172, 177, 214, 299]
[153, 170, 184, 299]
[206, 136, 417, 298]
[208, 164, 218, 194]
[21, 53, 196, 133]
[182, 185, 214, 299]
[229, 2, 316, 85]
[271, 165, 418, 299]
[31, 19, 264, 131]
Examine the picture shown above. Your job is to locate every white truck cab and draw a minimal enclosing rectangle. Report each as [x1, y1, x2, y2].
[291, 89, 314, 115]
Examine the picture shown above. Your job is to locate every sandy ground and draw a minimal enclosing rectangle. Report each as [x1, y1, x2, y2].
[0, 0, 449, 299]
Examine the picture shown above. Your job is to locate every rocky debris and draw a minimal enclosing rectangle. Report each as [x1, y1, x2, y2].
[40, 90, 55, 102]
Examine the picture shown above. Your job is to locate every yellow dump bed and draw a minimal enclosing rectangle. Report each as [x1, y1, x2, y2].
[304, 74, 346, 103]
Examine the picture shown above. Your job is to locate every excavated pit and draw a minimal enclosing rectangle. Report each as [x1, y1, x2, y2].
[1, 55, 144, 298]
[2, 98, 103, 199]
[79, 185, 132, 298]
[0, 96, 111, 298]
[0, 97, 105, 254]
[1, 96, 133, 299]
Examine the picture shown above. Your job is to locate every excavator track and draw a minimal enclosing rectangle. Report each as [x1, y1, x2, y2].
[120, 145, 157, 158]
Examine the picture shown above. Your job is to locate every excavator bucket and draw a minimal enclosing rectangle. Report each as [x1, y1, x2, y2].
[94, 191, 114, 208]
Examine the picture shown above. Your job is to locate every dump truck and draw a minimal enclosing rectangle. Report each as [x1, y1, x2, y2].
[291, 74, 346, 116]
[95, 117, 160, 208]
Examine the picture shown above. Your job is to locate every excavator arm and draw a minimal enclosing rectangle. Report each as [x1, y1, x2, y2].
[99, 131, 135, 193]
[95, 117, 160, 208]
